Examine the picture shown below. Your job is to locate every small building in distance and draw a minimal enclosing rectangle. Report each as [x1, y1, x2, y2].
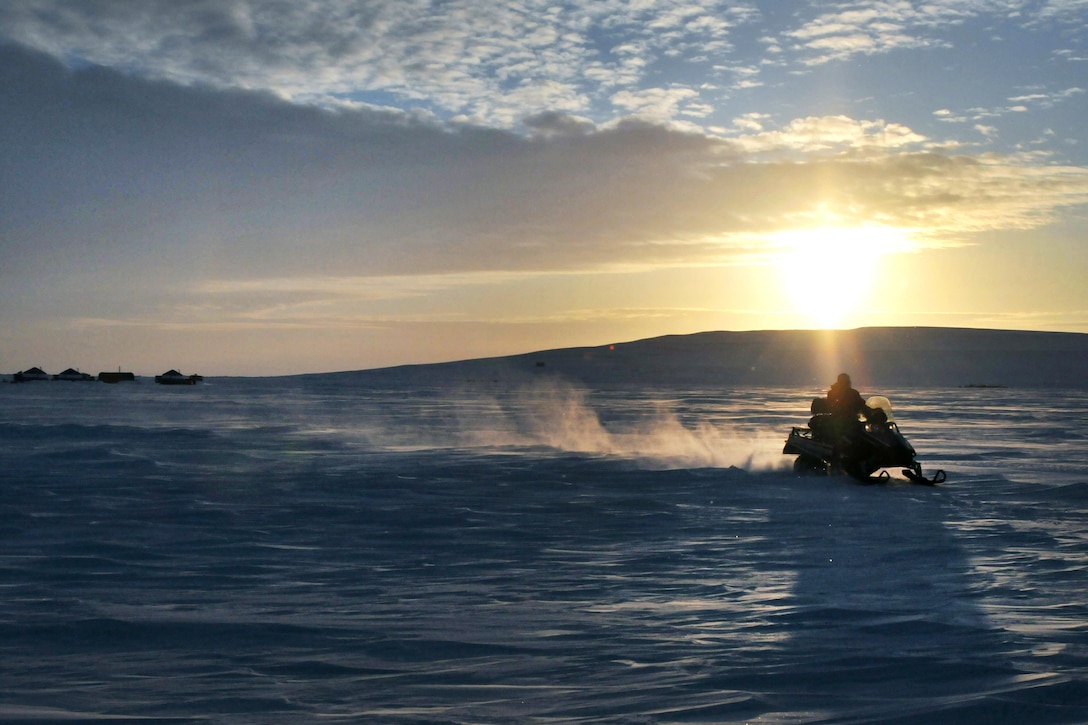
[154, 369, 203, 385]
[54, 368, 95, 382]
[13, 367, 50, 382]
[98, 371, 137, 383]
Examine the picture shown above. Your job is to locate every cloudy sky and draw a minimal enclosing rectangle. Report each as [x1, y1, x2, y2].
[2, 0, 1087, 375]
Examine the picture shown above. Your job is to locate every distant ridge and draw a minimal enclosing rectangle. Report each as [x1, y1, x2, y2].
[313, 327, 1088, 389]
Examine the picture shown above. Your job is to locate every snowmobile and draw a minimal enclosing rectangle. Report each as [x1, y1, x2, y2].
[783, 395, 946, 484]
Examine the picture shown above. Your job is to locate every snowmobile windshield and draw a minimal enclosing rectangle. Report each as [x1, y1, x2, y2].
[865, 396, 894, 422]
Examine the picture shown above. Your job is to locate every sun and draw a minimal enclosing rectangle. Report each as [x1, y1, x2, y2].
[773, 226, 913, 328]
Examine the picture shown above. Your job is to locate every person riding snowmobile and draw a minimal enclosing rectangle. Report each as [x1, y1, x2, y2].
[827, 373, 867, 418]
[811, 373, 874, 444]
[784, 375, 946, 483]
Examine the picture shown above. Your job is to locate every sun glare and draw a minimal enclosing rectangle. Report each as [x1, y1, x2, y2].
[774, 227, 913, 328]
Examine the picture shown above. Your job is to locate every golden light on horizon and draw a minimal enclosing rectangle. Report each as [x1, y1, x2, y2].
[773, 226, 915, 328]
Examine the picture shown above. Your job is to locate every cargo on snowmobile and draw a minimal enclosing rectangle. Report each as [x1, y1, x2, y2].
[783, 395, 946, 484]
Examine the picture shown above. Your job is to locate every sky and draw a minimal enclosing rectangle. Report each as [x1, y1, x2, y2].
[2, 0, 1087, 376]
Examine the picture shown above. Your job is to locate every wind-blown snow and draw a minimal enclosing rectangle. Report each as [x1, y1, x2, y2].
[1, 377, 1086, 723]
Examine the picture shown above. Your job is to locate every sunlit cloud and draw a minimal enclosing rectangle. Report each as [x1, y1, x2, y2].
[610, 86, 701, 120]
[728, 115, 929, 154]
[776, 0, 1088, 67]
[193, 271, 535, 301]
[1008, 87, 1085, 108]
[0, 0, 760, 127]
[1037, 0, 1088, 20]
[782, 2, 951, 65]
[3, 42, 1086, 284]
